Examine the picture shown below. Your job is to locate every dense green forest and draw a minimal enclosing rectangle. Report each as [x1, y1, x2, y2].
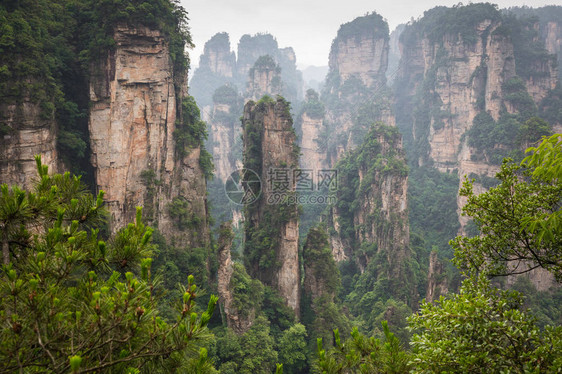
[1, 0, 562, 372]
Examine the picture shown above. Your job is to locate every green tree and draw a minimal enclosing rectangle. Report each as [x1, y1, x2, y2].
[278, 323, 308, 373]
[238, 316, 278, 373]
[521, 133, 562, 246]
[409, 137, 562, 372]
[452, 157, 562, 281]
[315, 321, 410, 374]
[408, 275, 562, 372]
[0, 158, 217, 373]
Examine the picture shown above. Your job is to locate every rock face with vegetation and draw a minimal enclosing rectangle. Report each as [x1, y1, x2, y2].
[217, 222, 257, 333]
[198, 32, 236, 79]
[329, 14, 389, 88]
[508, 7, 562, 93]
[320, 12, 410, 272]
[89, 24, 210, 248]
[242, 96, 300, 314]
[302, 226, 340, 302]
[397, 6, 509, 171]
[189, 32, 236, 112]
[322, 12, 395, 165]
[396, 4, 559, 186]
[0, 1, 212, 249]
[395, 3, 562, 292]
[237, 34, 303, 103]
[328, 125, 413, 298]
[426, 251, 449, 303]
[246, 56, 283, 101]
[0, 1, 66, 188]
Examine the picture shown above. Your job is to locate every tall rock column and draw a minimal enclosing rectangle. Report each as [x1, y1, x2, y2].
[322, 12, 395, 165]
[246, 55, 283, 101]
[88, 24, 209, 248]
[297, 89, 327, 171]
[242, 96, 300, 315]
[209, 85, 243, 182]
[189, 32, 237, 109]
[217, 221, 257, 333]
[328, 125, 410, 280]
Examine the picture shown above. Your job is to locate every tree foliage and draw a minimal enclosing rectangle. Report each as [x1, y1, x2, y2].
[315, 321, 410, 374]
[408, 275, 562, 372]
[452, 156, 562, 281]
[0, 158, 217, 373]
[213, 316, 278, 374]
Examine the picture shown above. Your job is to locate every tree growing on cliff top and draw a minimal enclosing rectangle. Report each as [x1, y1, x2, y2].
[0, 157, 217, 373]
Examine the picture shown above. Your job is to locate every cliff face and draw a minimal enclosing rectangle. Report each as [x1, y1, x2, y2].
[298, 112, 326, 171]
[387, 24, 405, 84]
[354, 148, 409, 273]
[544, 21, 562, 66]
[398, 6, 560, 172]
[242, 97, 300, 314]
[209, 85, 243, 182]
[329, 125, 409, 276]
[89, 24, 209, 247]
[217, 222, 256, 333]
[396, 6, 560, 232]
[246, 56, 283, 100]
[426, 251, 449, 303]
[395, 4, 561, 292]
[0, 2, 61, 188]
[199, 32, 236, 78]
[509, 6, 562, 81]
[398, 19, 515, 173]
[522, 50, 558, 104]
[189, 33, 237, 109]
[302, 226, 339, 302]
[322, 12, 395, 165]
[217, 222, 235, 325]
[210, 103, 235, 182]
[0, 100, 58, 187]
[329, 29, 388, 89]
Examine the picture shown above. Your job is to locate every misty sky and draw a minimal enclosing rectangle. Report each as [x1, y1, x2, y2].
[183, 0, 561, 69]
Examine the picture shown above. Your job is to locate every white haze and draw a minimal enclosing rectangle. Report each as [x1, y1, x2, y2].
[183, 0, 561, 69]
